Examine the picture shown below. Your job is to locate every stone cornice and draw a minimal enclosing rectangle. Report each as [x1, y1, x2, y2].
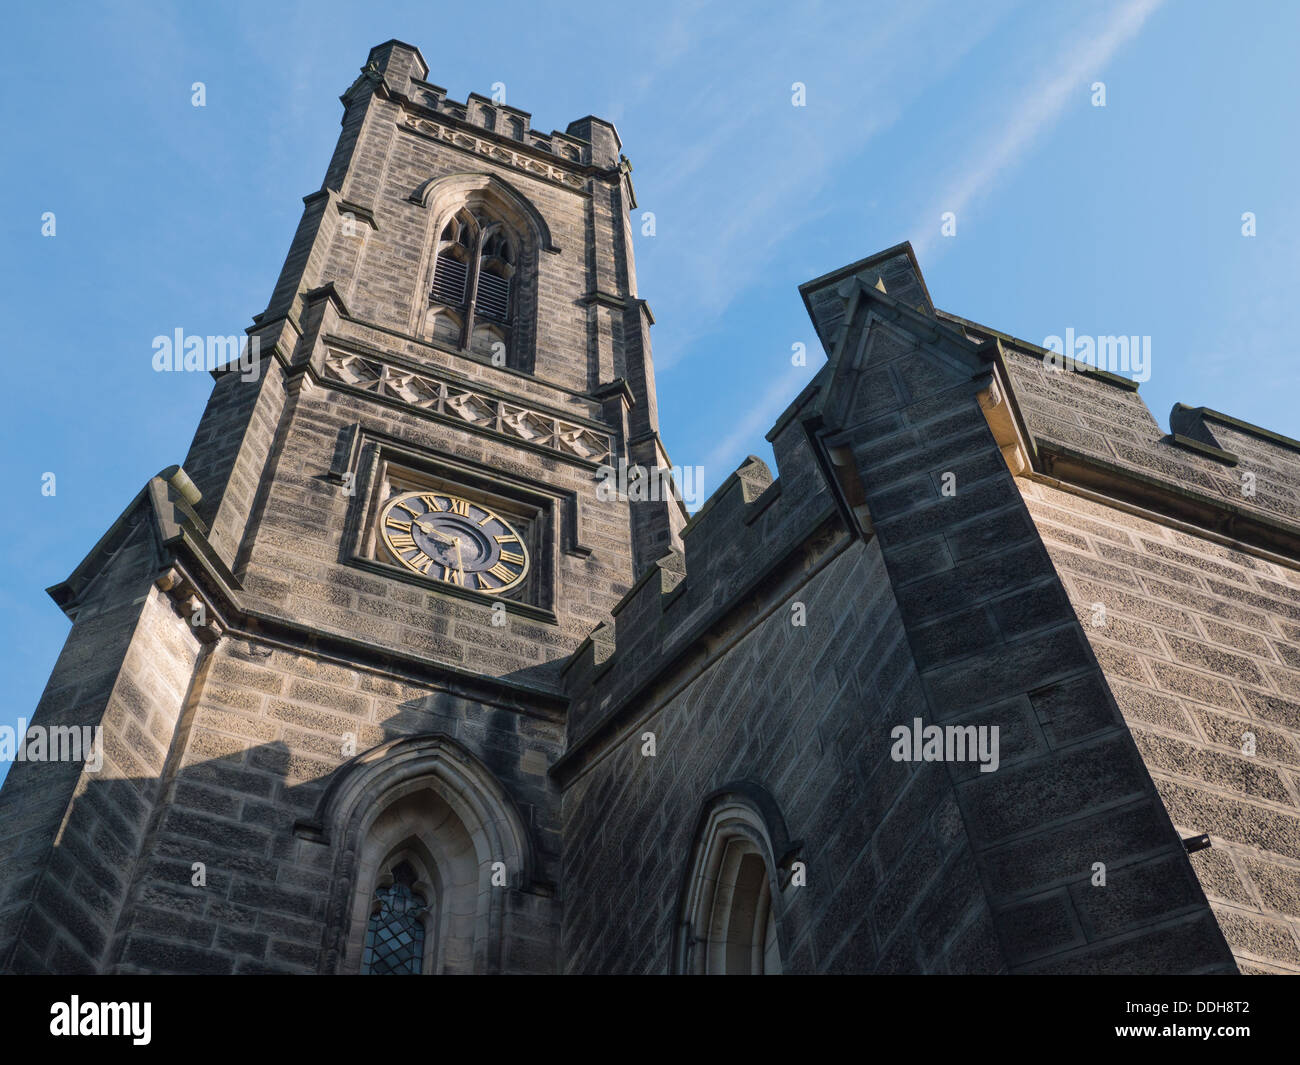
[938, 308, 1142, 392]
[1168, 432, 1238, 465]
[397, 112, 600, 197]
[1035, 441, 1300, 565]
[578, 290, 626, 310]
[1173, 402, 1300, 454]
[48, 464, 573, 712]
[157, 534, 570, 715]
[590, 377, 636, 413]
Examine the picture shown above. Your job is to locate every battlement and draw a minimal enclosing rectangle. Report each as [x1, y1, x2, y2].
[411, 84, 608, 166]
[956, 322, 1300, 557]
[558, 382, 838, 763]
[361, 39, 622, 170]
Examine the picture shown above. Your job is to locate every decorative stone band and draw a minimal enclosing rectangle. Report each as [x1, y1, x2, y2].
[323, 350, 613, 465]
[401, 114, 587, 191]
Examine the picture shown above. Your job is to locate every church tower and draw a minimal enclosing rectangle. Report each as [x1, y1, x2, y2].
[0, 40, 685, 974]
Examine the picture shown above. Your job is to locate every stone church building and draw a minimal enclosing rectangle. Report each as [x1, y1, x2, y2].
[3, 40, 1299, 975]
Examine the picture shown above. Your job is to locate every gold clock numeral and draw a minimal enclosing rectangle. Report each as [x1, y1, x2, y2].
[472, 573, 487, 590]
[488, 562, 516, 584]
[397, 502, 421, 518]
[389, 534, 417, 550]
[386, 517, 412, 531]
[447, 497, 470, 516]
[493, 534, 518, 544]
[446, 566, 464, 585]
[477, 513, 493, 526]
[500, 550, 525, 565]
[409, 551, 434, 574]
[419, 494, 441, 511]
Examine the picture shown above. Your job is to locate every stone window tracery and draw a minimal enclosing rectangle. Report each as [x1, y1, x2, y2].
[428, 208, 517, 363]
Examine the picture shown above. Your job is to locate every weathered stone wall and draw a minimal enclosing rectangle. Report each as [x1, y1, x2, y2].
[557, 261, 1247, 975]
[560, 534, 1004, 973]
[793, 261, 1238, 974]
[558, 368, 1008, 973]
[110, 638, 564, 974]
[0, 525, 202, 973]
[1024, 478, 1300, 973]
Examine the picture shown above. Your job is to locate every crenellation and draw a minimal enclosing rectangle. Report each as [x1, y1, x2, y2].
[407, 74, 598, 170]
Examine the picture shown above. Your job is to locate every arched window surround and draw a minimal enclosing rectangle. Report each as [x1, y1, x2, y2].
[673, 782, 801, 975]
[408, 173, 559, 374]
[299, 732, 536, 975]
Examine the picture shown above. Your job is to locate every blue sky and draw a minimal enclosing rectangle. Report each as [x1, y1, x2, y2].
[2, 0, 1298, 782]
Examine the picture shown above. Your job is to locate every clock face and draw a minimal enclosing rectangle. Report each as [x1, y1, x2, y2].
[379, 490, 529, 594]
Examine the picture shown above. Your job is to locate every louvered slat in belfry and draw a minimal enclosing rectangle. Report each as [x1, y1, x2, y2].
[431, 255, 467, 304]
[477, 272, 510, 320]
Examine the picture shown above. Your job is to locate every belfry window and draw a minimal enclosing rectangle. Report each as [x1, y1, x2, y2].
[428, 209, 516, 360]
[476, 231, 513, 321]
[431, 214, 472, 305]
[361, 861, 428, 975]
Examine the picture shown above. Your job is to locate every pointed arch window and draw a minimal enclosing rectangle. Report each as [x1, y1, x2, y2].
[431, 212, 474, 306]
[710, 843, 780, 974]
[317, 735, 537, 974]
[428, 209, 516, 360]
[676, 788, 794, 975]
[361, 860, 428, 975]
[476, 230, 514, 322]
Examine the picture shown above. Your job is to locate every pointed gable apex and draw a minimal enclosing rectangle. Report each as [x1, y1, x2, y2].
[799, 241, 935, 355]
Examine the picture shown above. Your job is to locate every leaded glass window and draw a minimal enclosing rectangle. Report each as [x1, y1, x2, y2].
[361, 861, 428, 975]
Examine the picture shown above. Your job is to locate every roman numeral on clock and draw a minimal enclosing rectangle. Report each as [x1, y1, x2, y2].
[386, 517, 412, 531]
[499, 550, 525, 565]
[389, 534, 416, 550]
[419, 494, 441, 511]
[488, 562, 516, 584]
[408, 551, 434, 574]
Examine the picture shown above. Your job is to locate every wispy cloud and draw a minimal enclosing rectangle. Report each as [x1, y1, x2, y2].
[684, 0, 1166, 485]
[633, 0, 1017, 370]
[913, 0, 1165, 259]
[696, 365, 813, 490]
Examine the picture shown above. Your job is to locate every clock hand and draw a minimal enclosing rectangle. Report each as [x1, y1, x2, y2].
[454, 536, 464, 579]
[413, 518, 455, 544]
